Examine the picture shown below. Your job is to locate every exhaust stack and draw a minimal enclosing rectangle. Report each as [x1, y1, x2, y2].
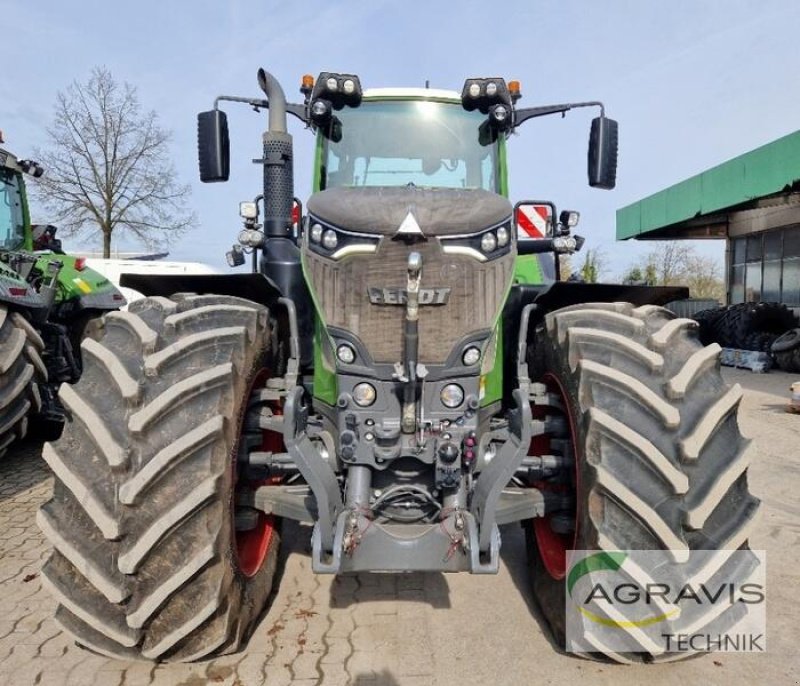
[257, 68, 294, 239]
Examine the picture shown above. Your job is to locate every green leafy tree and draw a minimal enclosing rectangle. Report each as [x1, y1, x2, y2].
[580, 248, 606, 283]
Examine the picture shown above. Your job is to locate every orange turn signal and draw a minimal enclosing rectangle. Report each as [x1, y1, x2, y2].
[302, 74, 315, 89]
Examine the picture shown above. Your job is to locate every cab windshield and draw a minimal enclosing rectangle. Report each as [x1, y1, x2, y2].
[0, 168, 25, 251]
[320, 100, 499, 192]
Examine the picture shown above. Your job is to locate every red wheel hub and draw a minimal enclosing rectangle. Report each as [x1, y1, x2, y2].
[530, 372, 579, 580]
[236, 512, 276, 578]
[234, 370, 279, 578]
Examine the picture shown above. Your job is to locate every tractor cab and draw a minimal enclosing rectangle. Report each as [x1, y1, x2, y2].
[0, 145, 37, 252]
[315, 90, 502, 194]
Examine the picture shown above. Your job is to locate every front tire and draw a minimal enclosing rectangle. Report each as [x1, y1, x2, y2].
[525, 303, 761, 663]
[0, 305, 46, 457]
[38, 295, 281, 661]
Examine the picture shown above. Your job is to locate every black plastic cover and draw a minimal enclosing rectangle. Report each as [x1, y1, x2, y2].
[197, 110, 230, 183]
[588, 116, 618, 190]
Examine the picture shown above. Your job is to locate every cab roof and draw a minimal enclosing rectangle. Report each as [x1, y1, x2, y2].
[362, 87, 461, 102]
[0, 147, 21, 172]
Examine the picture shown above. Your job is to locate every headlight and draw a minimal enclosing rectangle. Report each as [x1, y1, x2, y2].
[496, 226, 509, 247]
[322, 229, 338, 250]
[238, 229, 264, 248]
[353, 383, 376, 407]
[440, 384, 464, 409]
[462, 346, 481, 366]
[490, 104, 509, 123]
[337, 344, 356, 364]
[480, 232, 497, 253]
[311, 99, 330, 118]
[310, 223, 323, 243]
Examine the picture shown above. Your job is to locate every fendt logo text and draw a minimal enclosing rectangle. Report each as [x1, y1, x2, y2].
[368, 286, 451, 305]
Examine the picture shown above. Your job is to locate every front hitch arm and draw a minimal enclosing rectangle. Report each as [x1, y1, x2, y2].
[400, 252, 422, 434]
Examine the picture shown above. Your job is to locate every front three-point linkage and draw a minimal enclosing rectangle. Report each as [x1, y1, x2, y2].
[393, 251, 427, 434]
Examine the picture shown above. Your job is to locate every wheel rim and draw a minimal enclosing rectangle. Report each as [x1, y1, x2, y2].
[531, 372, 579, 580]
[234, 369, 278, 578]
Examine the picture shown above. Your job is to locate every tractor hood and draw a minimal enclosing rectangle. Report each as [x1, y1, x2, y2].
[306, 186, 512, 235]
[303, 185, 516, 370]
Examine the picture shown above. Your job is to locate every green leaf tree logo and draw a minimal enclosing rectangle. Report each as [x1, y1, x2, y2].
[568, 551, 679, 628]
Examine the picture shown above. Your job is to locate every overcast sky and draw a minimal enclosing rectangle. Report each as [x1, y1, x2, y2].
[3, 0, 799, 276]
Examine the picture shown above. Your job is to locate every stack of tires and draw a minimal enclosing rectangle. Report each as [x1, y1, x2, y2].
[692, 307, 728, 347]
[692, 302, 800, 372]
[772, 328, 800, 373]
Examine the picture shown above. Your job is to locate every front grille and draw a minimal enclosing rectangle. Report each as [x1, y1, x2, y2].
[305, 239, 514, 363]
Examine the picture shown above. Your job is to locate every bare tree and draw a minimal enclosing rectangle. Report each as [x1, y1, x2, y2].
[683, 254, 725, 301]
[33, 67, 194, 257]
[621, 242, 724, 299]
[643, 242, 693, 286]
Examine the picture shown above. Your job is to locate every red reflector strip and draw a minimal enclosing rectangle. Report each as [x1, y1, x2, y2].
[9, 287, 28, 296]
[75, 257, 86, 271]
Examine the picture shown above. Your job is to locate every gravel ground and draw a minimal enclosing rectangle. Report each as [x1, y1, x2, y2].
[0, 367, 797, 686]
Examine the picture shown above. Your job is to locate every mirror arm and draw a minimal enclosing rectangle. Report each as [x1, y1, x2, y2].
[211, 95, 309, 125]
[513, 101, 604, 129]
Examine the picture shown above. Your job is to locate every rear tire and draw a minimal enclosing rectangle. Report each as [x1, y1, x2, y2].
[525, 303, 760, 663]
[38, 294, 281, 661]
[772, 328, 800, 372]
[0, 305, 46, 457]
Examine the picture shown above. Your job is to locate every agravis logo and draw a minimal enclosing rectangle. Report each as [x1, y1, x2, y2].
[565, 549, 767, 654]
[567, 552, 680, 628]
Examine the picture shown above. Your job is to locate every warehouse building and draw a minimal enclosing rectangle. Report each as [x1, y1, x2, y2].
[616, 129, 800, 308]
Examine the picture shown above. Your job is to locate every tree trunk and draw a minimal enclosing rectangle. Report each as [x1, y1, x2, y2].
[103, 230, 111, 258]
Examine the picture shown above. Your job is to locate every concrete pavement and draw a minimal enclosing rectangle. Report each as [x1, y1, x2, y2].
[0, 368, 797, 685]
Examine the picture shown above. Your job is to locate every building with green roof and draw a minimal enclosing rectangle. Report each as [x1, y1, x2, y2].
[616, 130, 800, 307]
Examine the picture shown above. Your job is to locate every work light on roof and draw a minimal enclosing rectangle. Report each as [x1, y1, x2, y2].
[460, 77, 511, 113]
[312, 72, 363, 110]
[312, 99, 330, 117]
[490, 104, 509, 123]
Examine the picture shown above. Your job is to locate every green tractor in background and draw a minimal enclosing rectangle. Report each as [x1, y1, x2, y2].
[39, 71, 759, 663]
[0, 135, 124, 454]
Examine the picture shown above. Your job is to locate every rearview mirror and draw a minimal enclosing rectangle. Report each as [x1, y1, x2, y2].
[197, 110, 230, 182]
[588, 116, 618, 190]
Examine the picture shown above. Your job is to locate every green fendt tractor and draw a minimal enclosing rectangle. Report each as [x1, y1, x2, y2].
[0, 137, 124, 453]
[39, 71, 759, 663]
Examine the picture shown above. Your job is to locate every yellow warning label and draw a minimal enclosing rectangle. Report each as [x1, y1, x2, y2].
[73, 277, 92, 294]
